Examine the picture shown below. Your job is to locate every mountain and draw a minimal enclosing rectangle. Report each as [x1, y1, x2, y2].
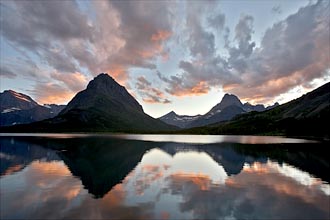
[160, 93, 277, 129]
[186, 82, 330, 138]
[4, 73, 175, 132]
[188, 94, 245, 128]
[0, 90, 65, 126]
[159, 111, 201, 128]
[0, 90, 38, 111]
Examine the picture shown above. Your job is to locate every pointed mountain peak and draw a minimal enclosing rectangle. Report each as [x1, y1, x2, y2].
[218, 93, 243, 109]
[222, 93, 240, 100]
[168, 111, 177, 115]
[160, 111, 178, 119]
[92, 73, 115, 81]
[60, 72, 143, 115]
[87, 73, 121, 92]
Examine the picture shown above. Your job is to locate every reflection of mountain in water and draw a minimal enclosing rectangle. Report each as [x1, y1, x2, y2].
[0, 137, 60, 176]
[1, 136, 329, 198]
[54, 138, 153, 198]
[158, 142, 329, 182]
[232, 143, 330, 182]
[159, 143, 270, 175]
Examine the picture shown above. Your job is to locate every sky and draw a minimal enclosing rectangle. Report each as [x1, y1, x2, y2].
[0, 0, 329, 118]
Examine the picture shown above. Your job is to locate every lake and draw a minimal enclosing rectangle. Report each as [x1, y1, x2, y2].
[0, 134, 329, 219]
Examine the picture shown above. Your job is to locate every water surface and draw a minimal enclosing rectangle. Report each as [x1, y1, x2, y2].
[0, 134, 329, 219]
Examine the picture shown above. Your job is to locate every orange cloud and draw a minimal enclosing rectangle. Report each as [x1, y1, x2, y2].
[151, 30, 171, 42]
[36, 83, 75, 105]
[135, 30, 171, 60]
[51, 72, 88, 92]
[170, 81, 210, 97]
[138, 44, 164, 59]
[106, 66, 129, 85]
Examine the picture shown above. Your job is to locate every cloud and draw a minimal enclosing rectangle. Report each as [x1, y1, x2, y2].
[1, 57, 43, 79]
[1, 0, 173, 94]
[51, 72, 88, 92]
[30, 82, 75, 104]
[157, 1, 329, 104]
[208, 13, 226, 31]
[226, 0, 330, 103]
[1, 0, 329, 106]
[136, 76, 171, 104]
[0, 66, 17, 78]
[272, 5, 282, 14]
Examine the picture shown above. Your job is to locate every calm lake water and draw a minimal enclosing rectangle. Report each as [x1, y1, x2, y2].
[0, 134, 329, 219]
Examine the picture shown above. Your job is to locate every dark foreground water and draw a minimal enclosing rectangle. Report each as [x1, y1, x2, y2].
[0, 134, 329, 219]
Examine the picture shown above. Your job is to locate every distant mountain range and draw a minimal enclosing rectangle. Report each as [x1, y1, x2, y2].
[1, 73, 174, 132]
[184, 82, 330, 137]
[1, 73, 329, 137]
[0, 90, 65, 126]
[159, 94, 279, 128]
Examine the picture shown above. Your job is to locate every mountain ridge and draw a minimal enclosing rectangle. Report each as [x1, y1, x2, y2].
[182, 82, 330, 138]
[0, 90, 65, 126]
[159, 93, 278, 128]
[1, 73, 175, 132]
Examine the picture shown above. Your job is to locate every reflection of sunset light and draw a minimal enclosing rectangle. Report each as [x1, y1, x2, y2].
[3, 165, 24, 176]
[30, 161, 71, 176]
[65, 188, 81, 200]
[243, 162, 270, 173]
[225, 178, 242, 188]
[115, 134, 315, 144]
[102, 184, 125, 208]
[142, 164, 160, 172]
[241, 161, 330, 197]
[170, 172, 211, 190]
[160, 211, 170, 220]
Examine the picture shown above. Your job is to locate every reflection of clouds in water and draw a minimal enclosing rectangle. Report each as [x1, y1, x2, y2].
[163, 161, 330, 219]
[243, 161, 330, 195]
[121, 149, 329, 219]
[116, 134, 315, 144]
[1, 148, 329, 219]
[1, 160, 152, 219]
[140, 148, 228, 184]
[0, 161, 87, 219]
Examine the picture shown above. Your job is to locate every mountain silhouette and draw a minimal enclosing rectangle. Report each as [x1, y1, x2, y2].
[2, 73, 175, 132]
[160, 93, 277, 128]
[187, 82, 330, 137]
